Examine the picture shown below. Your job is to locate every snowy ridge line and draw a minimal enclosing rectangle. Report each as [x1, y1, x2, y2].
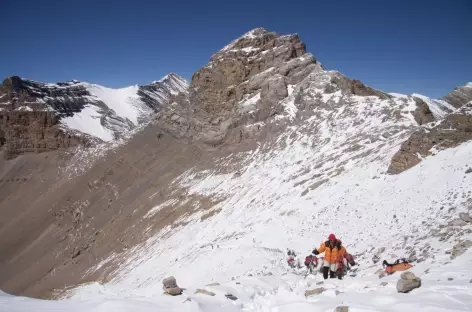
[0, 74, 189, 143]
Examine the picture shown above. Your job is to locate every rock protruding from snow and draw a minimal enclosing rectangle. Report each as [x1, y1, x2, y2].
[334, 307, 349, 312]
[459, 213, 472, 222]
[225, 294, 238, 301]
[372, 255, 381, 264]
[450, 240, 472, 260]
[195, 289, 215, 296]
[412, 97, 435, 125]
[396, 272, 421, 293]
[162, 276, 182, 296]
[388, 102, 472, 174]
[305, 287, 326, 297]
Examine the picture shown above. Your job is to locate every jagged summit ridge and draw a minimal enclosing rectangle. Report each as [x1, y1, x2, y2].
[220, 27, 270, 52]
[159, 28, 321, 144]
[151, 73, 188, 95]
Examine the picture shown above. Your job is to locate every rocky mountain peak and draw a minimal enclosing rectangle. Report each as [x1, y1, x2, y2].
[443, 82, 472, 108]
[151, 73, 188, 95]
[156, 28, 322, 144]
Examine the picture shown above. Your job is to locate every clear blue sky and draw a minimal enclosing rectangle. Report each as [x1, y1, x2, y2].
[1, 0, 470, 98]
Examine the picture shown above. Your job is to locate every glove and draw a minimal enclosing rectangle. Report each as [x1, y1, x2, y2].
[312, 249, 319, 255]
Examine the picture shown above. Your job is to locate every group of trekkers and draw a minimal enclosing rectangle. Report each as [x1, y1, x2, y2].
[287, 233, 356, 280]
[287, 233, 414, 280]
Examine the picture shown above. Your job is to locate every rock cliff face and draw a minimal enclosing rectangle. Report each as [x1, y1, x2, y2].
[0, 111, 91, 159]
[443, 83, 472, 108]
[157, 28, 324, 144]
[388, 102, 472, 174]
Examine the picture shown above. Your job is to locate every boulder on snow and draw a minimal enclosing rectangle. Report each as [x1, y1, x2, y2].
[375, 247, 386, 255]
[396, 272, 421, 293]
[459, 212, 472, 223]
[450, 240, 472, 260]
[375, 268, 387, 279]
[448, 218, 468, 227]
[305, 287, 326, 297]
[465, 168, 472, 174]
[205, 282, 220, 286]
[162, 276, 182, 296]
[225, 294, 238, 301]
[380, 282, 388, 286]
[372, 255, 381, 264]
[195, 289, 215, 296]
[335, 306, 349, 312]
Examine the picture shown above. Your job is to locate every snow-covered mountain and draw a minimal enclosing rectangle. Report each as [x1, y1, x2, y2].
[0, 73, 188, 143]
[1, 28, 471, 312]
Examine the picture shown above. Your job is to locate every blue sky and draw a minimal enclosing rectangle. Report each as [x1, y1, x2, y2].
[0, 0, 470, 98]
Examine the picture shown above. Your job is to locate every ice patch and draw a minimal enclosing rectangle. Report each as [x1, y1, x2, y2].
[84, 84, 142, 125]
[61, 105, 114, 141]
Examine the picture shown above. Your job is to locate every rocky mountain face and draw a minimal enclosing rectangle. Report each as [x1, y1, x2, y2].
[388, 102, 472, 174]
[0, 73, 188, 158]
[443, 82, 472, 108]
[157, 28, 323, 144]
[0, 111, 90, 159]
[0, 27, 471, 301]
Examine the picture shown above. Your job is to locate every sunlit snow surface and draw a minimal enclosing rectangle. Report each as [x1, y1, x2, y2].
[3, 138, 467, 311]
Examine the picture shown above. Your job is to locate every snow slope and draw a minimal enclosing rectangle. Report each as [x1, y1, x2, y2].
[84, 84, 142, 125]
[66, 74, 188, 141]
[61, 105, 115, 141]
[2, 28, 471, 312]
[2, 139, 472, 312]
[389, 92, 456, 119]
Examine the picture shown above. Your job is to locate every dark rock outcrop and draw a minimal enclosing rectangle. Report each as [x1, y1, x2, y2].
[0, 76, 89, 115]
[443, 83, 472, 108]
[388, 103, 472, 174]
[329, 76, 391, 99]
[413, 98, 435, 125]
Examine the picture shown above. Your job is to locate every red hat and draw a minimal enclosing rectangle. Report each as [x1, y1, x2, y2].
[328, 234, 336, 240]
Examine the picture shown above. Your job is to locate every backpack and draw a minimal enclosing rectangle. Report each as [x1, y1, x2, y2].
[383, 259, 413, 274]
[345, 253, 356, 266]
[305, 255, 318, 266]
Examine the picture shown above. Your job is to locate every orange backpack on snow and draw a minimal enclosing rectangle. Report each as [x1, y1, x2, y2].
[383, 259, 413, 274]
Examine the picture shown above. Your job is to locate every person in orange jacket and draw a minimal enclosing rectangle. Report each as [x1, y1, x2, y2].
[313, 233, 347, 279]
